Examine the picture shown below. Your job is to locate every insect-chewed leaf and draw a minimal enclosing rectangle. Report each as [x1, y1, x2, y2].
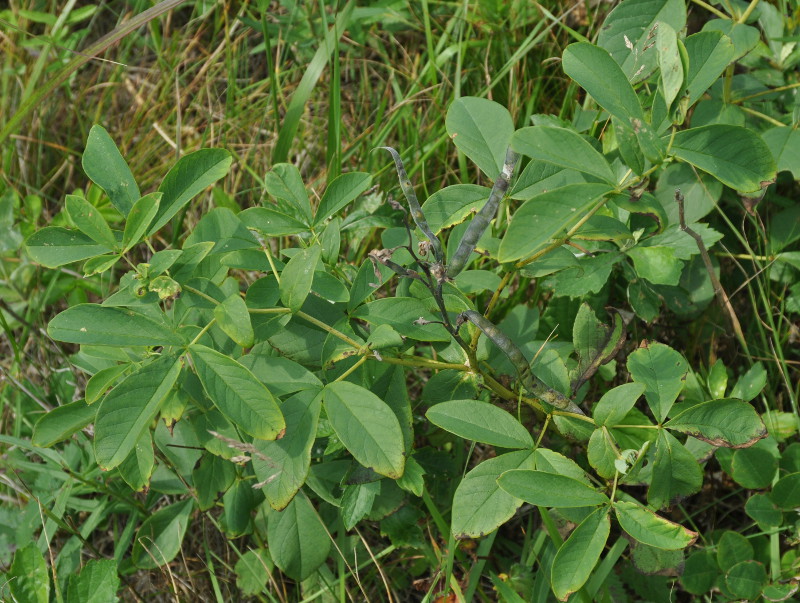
[426, 400, 533, 449]
[322, 381, 405, 478]
[665, 398, 767, 448]
[189, 344, 284, 440]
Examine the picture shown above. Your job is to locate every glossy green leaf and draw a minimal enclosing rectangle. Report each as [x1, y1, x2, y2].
[265, 163, 312, 223]
[8, 542, 49, 603]
[131, 498, 194, 568]
[66, 559, 120, 603]
[511, 126, 614, 183]
[323, 381, 405, 478]
[280, 244, 321, 312]
[648, 430, 703, 509]
[94, 354, 181, 470]
[149, 148, 233, 234]
[665, 398, 767, 447]
[25, 226, 114, 268]
[498, 183, 613, 263]
[189, 344, 284, 440]
[726, 560, 766, 600]
[771, 472, 800, 509]
[671, 125, 776, 193]
[597, 0, 687, 82]
[497, 470, 609, 507]
[82, 124, 140, 215]
[32, 399, 96, 447]
[421, 184, 490, 234]
[313, 172, 372, 226]
[65, 194, 117, 249]
[614, 500, 697, 549]
[48, 304, 183, 347]
[627, 341, 687, 422]
[123, 192, 161, 251]
[445, 96, 514, 179]
[253, 390, 321, 510]
[551, 507, 611, 601]
[562, 42, 644, 123]
[351, 297, 451, 341]
[451, 450, 536, 539]
[214, 294, 254, 348]
[267, 494, 331, 580]
[684, 31, 736, 106]
[593, 383, 646, 427]
[426, 400, 533, 448]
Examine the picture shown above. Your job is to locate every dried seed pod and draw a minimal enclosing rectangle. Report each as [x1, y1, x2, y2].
[461, 310, 585, 415]
[446, 148, 519, 279]
[377, 147, 444, 264]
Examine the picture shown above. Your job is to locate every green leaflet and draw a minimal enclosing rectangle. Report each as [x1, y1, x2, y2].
[81, 124, 140, 216]
[131, 499, 194, 569]
[551, 507, 611, 601]
[94, 354, 181, 470]
[189, 344, 285, 440]
[322, 381, 405, 479]
[446, 96, 515, 179]
[48, 304, 183, 347]
[426, 399, 534, 448]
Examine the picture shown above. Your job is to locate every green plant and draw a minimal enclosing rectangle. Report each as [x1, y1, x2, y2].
[4, 0, 800, 600]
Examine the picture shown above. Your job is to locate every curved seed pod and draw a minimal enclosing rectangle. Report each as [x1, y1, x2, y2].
[377, 147, 444, 264]
[462, 310, 585, 415]
[446, 148, 519, 279]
